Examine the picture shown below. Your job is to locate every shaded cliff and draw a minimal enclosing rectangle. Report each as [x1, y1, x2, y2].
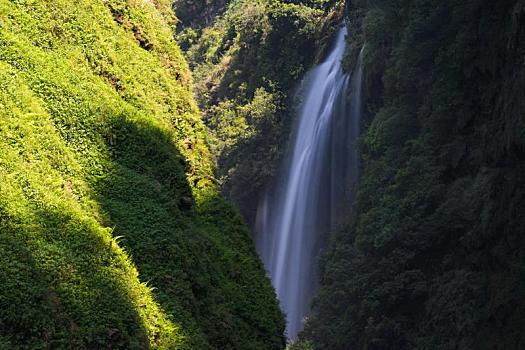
[303, 0, 525, 349]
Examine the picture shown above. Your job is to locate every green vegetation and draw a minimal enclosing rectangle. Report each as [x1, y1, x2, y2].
[5, 0, 522, 348]
[0, 0, 284, 348]
[175, 0, 345, 223]
[303, 0, 525, 349]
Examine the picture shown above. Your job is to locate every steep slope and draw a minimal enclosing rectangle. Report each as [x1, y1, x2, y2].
[0, 0, 284, 349]
[304, 0, 525, 349]
[174, 0, 345, 225]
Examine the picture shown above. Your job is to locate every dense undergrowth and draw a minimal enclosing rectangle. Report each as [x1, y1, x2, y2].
[302, 0, 525, 349]
[0, 0, 284, 348]
[174, 0, 345, 224]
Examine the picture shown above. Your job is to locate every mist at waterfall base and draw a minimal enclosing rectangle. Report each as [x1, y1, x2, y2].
[255, 27, 364, 340]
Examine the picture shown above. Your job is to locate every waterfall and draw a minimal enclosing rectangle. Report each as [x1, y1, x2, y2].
[255, 26, 364, 340]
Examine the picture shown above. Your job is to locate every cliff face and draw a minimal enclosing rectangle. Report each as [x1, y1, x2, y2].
[174, 0, 230, 29]
[304, 0, 525, 349]
[0, 0, 284, 348]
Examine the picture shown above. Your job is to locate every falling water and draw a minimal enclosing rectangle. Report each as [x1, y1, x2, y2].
[255, 26, 364, 339]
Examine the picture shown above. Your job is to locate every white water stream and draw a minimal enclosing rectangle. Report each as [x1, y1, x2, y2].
[255, 26, 364, 339]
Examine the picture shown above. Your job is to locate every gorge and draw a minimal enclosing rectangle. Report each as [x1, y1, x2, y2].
[1, 0, 525, 349]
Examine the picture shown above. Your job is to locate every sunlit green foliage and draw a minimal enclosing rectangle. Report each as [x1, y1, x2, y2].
[304, 0, 525, 349]
[0, 0, 284, 348]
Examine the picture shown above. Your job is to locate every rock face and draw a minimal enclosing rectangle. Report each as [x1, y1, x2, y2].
[179, 196, 194, 210]
[173, 0, 230, 29]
